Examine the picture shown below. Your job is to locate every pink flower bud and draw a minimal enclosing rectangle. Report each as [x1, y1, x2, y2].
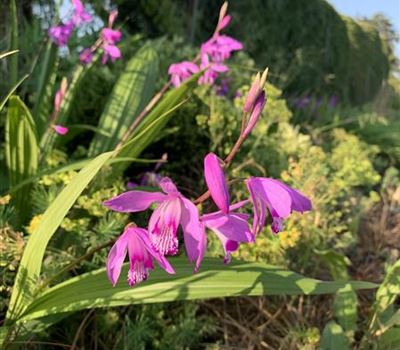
[54, 78, 68, 113]
[243, 73, 261, 113]
[242, 91, 266, 137]
[52, 124, 69, 135]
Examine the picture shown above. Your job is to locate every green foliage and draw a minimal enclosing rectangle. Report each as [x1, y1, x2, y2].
[89, 46, 159, 155]
[9, 0, 18, 87]
[32, 42, 58, 138]
[5, 96, 38, 223]
[320, 321, 350, 350]
[5, 152, 112, 324]
[16, 257, 376, 324]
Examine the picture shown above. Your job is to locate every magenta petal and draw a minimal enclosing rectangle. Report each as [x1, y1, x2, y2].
[204, 153, 230, 214]
[246, 179, 267, 236]
[103, 190, 167, 213]
[106, 232, 128, 286]
[180, 198, 207, 272]
[203, 212, 253, 243]
[250, 178, 292, 218]
[281, 185, 312, 213]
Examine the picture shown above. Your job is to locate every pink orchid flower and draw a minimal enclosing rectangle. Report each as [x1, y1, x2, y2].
[71, 0, 92, 25]
[103, 177, 205, 269]
[202, 152, 253, 263]
[100, 12, 122, 64]
[52, 124, 69, 135]
[79, 48, 93, 65]
[246, 177, 312, 235]
[48, 21, 74, 46]
[106, 225, 175, 287]
[168, 61, 200, 87]
[201, 35, 243, 63]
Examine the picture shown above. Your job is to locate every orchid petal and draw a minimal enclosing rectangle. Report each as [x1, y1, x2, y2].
[203, 212, 253, 243]
[103, 190, 167, 213]
[180, 198, 207, 272]
[204, 153, 230, 214]
[106, 231, 128, 286]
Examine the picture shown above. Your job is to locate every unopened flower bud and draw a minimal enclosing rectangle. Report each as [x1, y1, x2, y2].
[242, 91, 266, 137]
[243, 73, 261, 113]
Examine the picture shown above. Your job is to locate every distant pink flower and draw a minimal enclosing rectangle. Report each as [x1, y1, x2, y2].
[246, 177, 312, 235]
[106, 225, 175, 286]
[100, 21, 122, 64]
[198, 53, 228, 85]
[168, 61, 199, 87]
[79, 48, 93, 65]
[104, 177, 205, 270]
[204, 153, 230, 214]
[201, 35, 243, 63]
[48, 21, 74, 46]
[52, 124, 69, 135]
[71, 0, 92, 25]
[101, 43, 121, 64]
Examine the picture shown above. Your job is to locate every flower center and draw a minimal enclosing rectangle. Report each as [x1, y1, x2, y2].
[127, 261, 148, 286]
[151, 222, 178, 256]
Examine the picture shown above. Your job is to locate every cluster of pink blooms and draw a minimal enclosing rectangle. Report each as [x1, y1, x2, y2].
[48, 1, 122, 65]
[48, 0, 92, 46]
[79, 10, 122, 65]
[168, 2, 243, 87]
[103, 74, 312, 287]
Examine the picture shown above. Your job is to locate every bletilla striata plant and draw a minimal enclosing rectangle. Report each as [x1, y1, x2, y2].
[103, 65, 312, 286]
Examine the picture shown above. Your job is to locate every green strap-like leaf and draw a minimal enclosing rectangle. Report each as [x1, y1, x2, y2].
[18, 257, 377, 322]
[9, 0, 18, 86]
[115, 71, 201, 172]
[89, 46, 159, 156]
[32, 42, 59, 138]
[5, 151, 113, 324]
[5, 96, 38, 222]
[0, 74, 28, 112]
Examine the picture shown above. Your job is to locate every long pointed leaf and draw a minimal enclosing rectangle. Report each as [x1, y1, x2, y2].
[5, 96, 38, 222]
[89, 46, 159, 156]
[5, 152, 113, 323]
[0, 74, 29, 112]
[18, 257, 378, 322]
[9, 0, 18, 86]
